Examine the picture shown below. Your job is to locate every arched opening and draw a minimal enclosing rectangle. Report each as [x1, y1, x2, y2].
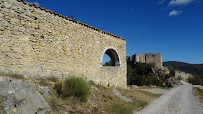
[102, 48, 120, 66]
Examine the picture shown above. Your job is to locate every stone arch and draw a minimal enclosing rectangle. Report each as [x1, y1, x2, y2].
[101, 47, 121, 67]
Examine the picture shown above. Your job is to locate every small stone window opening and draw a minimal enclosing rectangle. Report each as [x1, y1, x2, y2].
[102, 49, 120, 66]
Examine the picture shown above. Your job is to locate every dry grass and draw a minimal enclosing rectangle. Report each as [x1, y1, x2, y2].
[116, 88, 161, 112]
[0, 72, 161, 113]
[194, 87, 203, 102]
[44, 84, 161, 114]
[0, 72, 24, 79]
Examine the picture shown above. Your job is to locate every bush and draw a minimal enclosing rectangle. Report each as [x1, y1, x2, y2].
[54, 82, 63, 95]
[54, 76, 91, 101]
[127, 63, 163, 86]
[188, 73, 203, 85]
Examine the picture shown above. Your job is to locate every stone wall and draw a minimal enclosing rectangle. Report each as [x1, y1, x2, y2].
[139, 54, 146, 63]
[145, 53, 162, 69]
[0, 0, 127, 88]
[127, 53, 162, 69]
[175, 70, 193, 82]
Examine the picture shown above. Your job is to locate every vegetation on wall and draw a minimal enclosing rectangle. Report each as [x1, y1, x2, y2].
[127, 63, 163, 86]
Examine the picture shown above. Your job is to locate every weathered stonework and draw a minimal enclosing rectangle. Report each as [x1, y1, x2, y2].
[175, 70, 193, 82]
[127, 53, 162, 69]
[139, 54, 146, 63]
[0, 0, 127, 87]
[145, 53, 162, 69]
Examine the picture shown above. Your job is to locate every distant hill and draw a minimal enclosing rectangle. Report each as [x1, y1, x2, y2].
[163, 61, 203, 74]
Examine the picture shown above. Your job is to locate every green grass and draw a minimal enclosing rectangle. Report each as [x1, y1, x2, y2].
[106, 100, 148, 114]
[137, 101, 148, 109]
[107, 104, 130, 114]
[54, 76, 91, 101]
[104, 87, 160, 114]
[194, 87, 203, 101]
[137, 90, 162, 98]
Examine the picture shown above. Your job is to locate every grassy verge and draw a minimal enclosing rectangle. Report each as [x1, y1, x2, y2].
[0, 72, 161, 113]
[113, 88, 161, 113]
[45, 83, 161, 114]
[194, 87, 203, 102]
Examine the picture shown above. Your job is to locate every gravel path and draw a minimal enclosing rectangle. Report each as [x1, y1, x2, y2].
[135, 84, 203, 114]
[138, 88, 168, 94]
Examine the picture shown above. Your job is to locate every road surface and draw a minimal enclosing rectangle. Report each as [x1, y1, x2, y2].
[135, 84, 203, 114]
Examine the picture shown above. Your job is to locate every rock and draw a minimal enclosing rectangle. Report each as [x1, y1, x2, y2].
[37, 86, 51, 98]
[132, 85, 139, 89]
[0, 77, 50, 114]
[112, 88, 132, 103]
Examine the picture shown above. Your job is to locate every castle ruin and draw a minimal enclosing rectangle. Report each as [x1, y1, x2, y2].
[175, 70, 193, 82]
[0, 0, 127, 87]
[127, 53, 163, 69]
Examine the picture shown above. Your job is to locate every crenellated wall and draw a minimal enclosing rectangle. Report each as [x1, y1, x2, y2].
[0, 0, 127, 88]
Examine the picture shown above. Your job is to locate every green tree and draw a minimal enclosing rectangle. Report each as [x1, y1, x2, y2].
[103, 60, 113, 66]
[127, 63, 163, 86]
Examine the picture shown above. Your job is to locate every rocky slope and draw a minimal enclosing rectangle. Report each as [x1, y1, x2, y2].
[0, 76, 50, 114]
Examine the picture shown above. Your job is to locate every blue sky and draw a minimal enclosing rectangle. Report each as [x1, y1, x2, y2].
[27, 0, 203, 64]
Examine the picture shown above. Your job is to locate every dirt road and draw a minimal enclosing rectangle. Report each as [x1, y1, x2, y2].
[135, 84, 203, 114]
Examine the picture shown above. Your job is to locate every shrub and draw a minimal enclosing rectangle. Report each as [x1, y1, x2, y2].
[127, 63, 163, 86]
[188, 74, 203, 85]
[54, 82, 63, 95]
[54, 76, 91, 101]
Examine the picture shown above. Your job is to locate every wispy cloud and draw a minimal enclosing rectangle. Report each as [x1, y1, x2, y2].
[158, 0, 166, 4]
[169, 0, 194, 6]
[169, 10, 182, 16]
[33, 2, 40, 6]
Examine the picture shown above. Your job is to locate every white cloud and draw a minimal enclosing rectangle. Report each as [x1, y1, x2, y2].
[158, 0, 166, 4]
[169, 10, 182, 16]
[33, 2, 40, 6]
[169, 0, 194, 6]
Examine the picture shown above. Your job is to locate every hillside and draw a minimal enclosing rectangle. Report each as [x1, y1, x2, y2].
[163, 61, 203, 74]
[0, 73, 161, 114]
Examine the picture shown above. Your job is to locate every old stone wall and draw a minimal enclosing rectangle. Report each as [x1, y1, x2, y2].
[127, 53, 162, 69]
[175, 70, 193, 82]
[145, 53, 162, 69]
[139, 54, 146, 63]
[0, 0, 127, 88]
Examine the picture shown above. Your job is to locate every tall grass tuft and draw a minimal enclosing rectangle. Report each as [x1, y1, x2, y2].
[54, 76, 91, 101]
